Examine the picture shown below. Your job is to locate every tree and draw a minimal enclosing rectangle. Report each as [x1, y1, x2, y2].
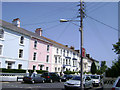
[112, 41, 120, 54]
[105, 41, 120, 77]
[100, 61, 107, 74]
[91, 61, 97, 74]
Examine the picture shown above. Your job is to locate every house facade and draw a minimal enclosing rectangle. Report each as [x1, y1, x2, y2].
[41, 36, 81, 74]
[28, 28, 53, 72]
[0, 19, 30, 70]
[0, 18, 100, 74]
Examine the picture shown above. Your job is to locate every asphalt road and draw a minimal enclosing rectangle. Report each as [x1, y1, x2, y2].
[1, 81, 104, 90]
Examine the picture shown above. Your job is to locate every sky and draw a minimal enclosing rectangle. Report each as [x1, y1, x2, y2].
[1, 1, 119, 67]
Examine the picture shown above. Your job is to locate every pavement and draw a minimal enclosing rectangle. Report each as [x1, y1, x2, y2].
[0, 81, 112, 90]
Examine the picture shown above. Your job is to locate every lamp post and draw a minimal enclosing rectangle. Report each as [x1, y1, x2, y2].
[60, 18, 84, 89]
[60, 1, 85, 89]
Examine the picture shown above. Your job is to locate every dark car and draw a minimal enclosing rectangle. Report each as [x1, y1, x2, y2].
[23, 73, 45, 84]
[41, 72, 61, 83]
[61, 74, 73, 82]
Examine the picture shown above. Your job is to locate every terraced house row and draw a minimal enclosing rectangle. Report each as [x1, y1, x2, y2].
[0, 18, 99, 73]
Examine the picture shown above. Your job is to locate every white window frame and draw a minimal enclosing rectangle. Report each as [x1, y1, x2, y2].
[46, 67, 49, 71]
[0, 44, 3, 56]
[18, 64, 22, 69]
[0, 29, 4, 39]
[34, 40, 37, 49]
[47, 45, 49, 52]
[33, 65, 36, 70]
[7, 62, 12, 69]
[18, 49, 23, 59]
[33, 52, 37, 60]
[55, 57, 57, 63]
[46, 55, 49, 62]
[19, 36, 24, 45]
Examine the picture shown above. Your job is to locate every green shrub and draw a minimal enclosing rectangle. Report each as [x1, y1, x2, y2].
[1, 68, 26, 73]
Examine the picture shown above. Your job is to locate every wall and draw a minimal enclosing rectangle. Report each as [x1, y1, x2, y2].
[28, 37, 52, 71]
[0, 26, 30, 69]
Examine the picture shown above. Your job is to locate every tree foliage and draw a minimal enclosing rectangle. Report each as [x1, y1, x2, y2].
[112, 42, 120, 54]
[100, 61, 107, 74]
[91, 61, 97, 74]
[105, 41, 120, 77]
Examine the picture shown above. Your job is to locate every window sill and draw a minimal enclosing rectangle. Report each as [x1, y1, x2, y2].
[19, 43, 24, 46]
[34, 48, 37, 50]
[0, 38, 4, 41]
[18, 57, 23, 59]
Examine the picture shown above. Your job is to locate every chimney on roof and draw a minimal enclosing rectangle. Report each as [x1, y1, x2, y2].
[70, 46, 74, 50]
[86, 54, 90, 58]
[65, 45, 68, 47]
[35, 28, 42, 36]
[75, 50, 80, 53]
[12, 18, 20, 27]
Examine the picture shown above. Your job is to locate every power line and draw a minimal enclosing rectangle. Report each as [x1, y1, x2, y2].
[86, 14, 118, 32]
[22, 20, 59, 26]
[57, 22, 71, 40]
[87, 2, 109, 14]
[43, 23, 63, 31]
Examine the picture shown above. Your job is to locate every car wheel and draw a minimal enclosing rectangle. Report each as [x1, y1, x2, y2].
[50, 79, 53, 83]
[31, 80, 35, 84]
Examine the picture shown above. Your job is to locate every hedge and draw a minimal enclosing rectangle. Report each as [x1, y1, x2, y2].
[1, 68, 26, 73]
[1, 68, 48, 74]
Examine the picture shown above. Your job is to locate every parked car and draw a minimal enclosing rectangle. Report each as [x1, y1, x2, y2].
[41, 72, 61, 83]
[61, 74, 73, 82]
[112, 76, 120, 90]
[64, 75, 93, 90]
[90, 75, 103, 87]
[23, 73, 45, 84]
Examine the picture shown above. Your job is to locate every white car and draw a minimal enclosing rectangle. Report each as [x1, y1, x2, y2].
[112, 76, 120, 90]
[64, 75, 93, 90]
[90, 75, 103, 87]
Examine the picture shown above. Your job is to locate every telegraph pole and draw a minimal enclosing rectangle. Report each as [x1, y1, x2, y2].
[78, 0, 85, 89]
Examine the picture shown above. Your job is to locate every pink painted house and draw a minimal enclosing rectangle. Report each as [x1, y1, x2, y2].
[28, 28, 53, 72]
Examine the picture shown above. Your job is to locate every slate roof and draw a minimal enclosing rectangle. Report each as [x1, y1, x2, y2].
[0, 19, 79, 53]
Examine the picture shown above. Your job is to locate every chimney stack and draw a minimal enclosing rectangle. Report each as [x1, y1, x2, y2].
[12, 18, 20, 27]
[70, 46, 74, 50]
[86, 54, 90, 58]
[65, 45, 68, 47]
[35, 28, 42, 36]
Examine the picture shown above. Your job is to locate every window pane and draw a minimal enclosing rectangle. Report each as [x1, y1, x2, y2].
[0, 45, 2, 55]
[0, 29, 4, 38]
[33, 52, 36, 60]
[46, 55, 49, 62]
[20, 36, 24, 44]
[18, 64, 22, 69]
[19, 49, 23, 58]
[34, 41, 37, 48]
[47, 45, 49, 51]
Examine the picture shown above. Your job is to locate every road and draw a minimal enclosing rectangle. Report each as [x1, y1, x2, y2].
[1, 81, 104, 90]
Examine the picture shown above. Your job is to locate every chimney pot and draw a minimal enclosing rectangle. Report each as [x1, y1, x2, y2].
[70, 46, 74, 50]
[65, 45, 68, 47]
[35, 28, 42, 36]
[12, 18, 20, 27]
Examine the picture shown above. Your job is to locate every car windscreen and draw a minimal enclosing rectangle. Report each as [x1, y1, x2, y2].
[91, 76, 99, 79]
[72, 76, 81, 80]
[116, 79, 120, 87]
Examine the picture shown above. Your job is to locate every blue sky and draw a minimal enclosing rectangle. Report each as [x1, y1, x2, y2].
[2, 2, 118, 67]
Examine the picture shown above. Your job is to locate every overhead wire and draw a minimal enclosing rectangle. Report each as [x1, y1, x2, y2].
[57, 22, 71, 40]
[86, 2, 109, 14]
[85, 14, 118, 32]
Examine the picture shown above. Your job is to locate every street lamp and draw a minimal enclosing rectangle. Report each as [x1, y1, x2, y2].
[60, 18, 84, 89]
